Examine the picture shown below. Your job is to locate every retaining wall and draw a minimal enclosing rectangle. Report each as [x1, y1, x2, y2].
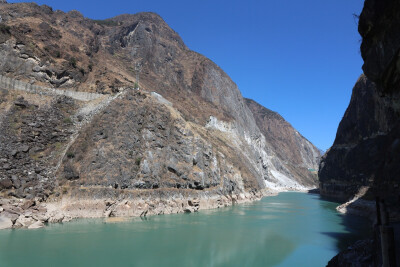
[0, 75, 104, 101]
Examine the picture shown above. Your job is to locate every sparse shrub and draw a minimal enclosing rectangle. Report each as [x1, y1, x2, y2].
[66, 152, 75, 159]
[134, 82, 139, 89]
[55, 142, 63, 150]
[69, 57, 77, 68]
[92, 19, 119, 27]
[63, 117, 72, 124]
[0, 23, 11, 34]
[135, 157, 142, 166]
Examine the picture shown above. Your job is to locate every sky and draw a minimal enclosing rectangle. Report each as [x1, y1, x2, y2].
[10, 0, 366, 151]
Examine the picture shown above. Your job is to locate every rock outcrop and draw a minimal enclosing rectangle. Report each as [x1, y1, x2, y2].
[0, 2, 320, 229]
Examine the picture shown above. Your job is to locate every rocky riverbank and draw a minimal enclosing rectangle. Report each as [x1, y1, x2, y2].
[0, 188, 275, 230]
[335, 186, 376, 222]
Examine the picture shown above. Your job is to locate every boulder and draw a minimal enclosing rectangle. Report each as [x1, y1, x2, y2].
[20, 145, 30, 153]
[62, 216, 72, 223]
[104, 210, 112, 217]
[48, 213, 64, 223]
[21, 199, 35, 210]
[63, 165, 79, 180]
[2, 163, 11, 170]
[183, 208, 193, 213]
[11, 175, 21, 188]
[28, 220, 44, 229]
[188, 198, 200, 207]
[0, 216, 13, 229]
[15, 215, 36, 227]
[1, 211, 19, 224]
[0, 178, 13, 189]
[14, 98, 28, 108]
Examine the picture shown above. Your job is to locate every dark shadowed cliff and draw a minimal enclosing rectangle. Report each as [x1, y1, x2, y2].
[321, 0, 400, 265]
[319, 0, 400, 215]
[319, 74, 398, 202]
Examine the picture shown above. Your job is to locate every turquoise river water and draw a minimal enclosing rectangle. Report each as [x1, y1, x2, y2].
[0, 192, 371, 267]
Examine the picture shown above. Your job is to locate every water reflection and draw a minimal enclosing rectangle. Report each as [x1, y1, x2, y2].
[0, 192, 370, 267]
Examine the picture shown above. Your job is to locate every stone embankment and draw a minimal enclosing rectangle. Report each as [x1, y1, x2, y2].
[0, 74, 104, 102]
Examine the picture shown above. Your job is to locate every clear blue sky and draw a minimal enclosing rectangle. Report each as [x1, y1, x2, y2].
[10, 0, 365, 151]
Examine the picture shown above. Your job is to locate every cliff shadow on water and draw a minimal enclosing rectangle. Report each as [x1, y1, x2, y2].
[311, 193, 373, 252]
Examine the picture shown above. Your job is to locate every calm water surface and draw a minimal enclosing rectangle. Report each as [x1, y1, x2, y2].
[0, 192, 371, 267]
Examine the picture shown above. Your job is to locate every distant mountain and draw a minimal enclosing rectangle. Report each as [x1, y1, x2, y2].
[245, 98, 320, 188]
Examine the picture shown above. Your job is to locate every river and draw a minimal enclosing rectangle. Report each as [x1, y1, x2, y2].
[0, 192, 371, 267]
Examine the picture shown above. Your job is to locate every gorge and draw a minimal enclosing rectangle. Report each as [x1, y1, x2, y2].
[1, 0, 399, 266]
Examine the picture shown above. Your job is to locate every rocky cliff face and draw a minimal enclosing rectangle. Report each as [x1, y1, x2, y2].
[319, 0, 400, 216]
[0, 2, 319, 228]
[319, 74, 398, 202]
[319, 1, 400, 265]
[245, 98, 320, 188]
[357, 0, 400, 213]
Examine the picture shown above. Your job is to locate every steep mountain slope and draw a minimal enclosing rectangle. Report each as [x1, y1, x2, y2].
[245, 98, 320, 188]
[0, 1, 319, 228]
